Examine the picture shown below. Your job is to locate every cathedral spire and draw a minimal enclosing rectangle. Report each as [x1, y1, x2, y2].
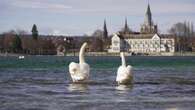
[146, 3, 151, 15]
[124, 18, 130, 33]
[141, 3, 157, 34]
[125, 18, 128, 30]
[144, 3, 153, 26]
[103, 19, 108, 39]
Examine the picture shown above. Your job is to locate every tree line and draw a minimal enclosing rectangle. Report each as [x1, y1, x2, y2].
[0, 21, 195, 55]
[0, 24, 110, 55]
[0, 24, 57, 55]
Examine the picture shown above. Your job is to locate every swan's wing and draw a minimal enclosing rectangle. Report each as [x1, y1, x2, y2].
[126, 65, 133, 75]
[80, 63, 89, 72]
[69, 62, 79, 74]
[116, 65, 133, 82]
[69, 62, 77, 68]
[116, 66, 127, 81]
[80, 63, 90, 76]
[127, 65, 132, 70]
[72, 75, 85, 81]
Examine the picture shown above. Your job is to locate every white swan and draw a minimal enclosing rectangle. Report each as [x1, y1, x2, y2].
[69, 42, 90, 83]
[116, 52, 133, 85]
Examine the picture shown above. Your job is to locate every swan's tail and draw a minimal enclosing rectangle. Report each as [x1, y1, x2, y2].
[120, 52, 126, 66]
[79, 42, 87, 63]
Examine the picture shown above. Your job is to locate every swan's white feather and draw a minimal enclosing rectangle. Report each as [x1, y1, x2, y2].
[116, 53, 133, 84]
[69, 62, 89, 82]
[68, 42, 90, 82]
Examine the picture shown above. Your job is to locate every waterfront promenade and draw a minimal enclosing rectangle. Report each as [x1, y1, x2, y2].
[1, 52, 195, 57]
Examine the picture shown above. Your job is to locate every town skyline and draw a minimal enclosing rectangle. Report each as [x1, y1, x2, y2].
[0, 0, 195, 35]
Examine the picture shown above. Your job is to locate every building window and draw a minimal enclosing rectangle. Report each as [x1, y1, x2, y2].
[113, 40, 119, 46]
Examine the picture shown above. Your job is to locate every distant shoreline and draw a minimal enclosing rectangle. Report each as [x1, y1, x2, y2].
[1, 52, 195, 57]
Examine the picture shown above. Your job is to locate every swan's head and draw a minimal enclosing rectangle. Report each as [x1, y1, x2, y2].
[82, 42, 88, 48]
[69, 62, 79, 74]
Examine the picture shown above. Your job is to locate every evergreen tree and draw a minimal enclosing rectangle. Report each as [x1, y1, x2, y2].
[31, 24, 38, 40]
[12, 34, 22, 52]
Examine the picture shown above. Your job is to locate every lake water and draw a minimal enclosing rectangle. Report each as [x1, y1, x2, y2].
[0, 56, 195, 110]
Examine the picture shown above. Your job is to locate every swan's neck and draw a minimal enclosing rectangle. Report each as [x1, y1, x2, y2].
[121, 53, 126, 66]
[79, 43, 87, 64]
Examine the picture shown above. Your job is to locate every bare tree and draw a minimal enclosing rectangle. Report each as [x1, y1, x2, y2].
[15, 29, 28, 35]
[90, 29, 104, 51]
[92, 29, 103, 38]
[3, 30, 16, 52]
[169, 22, 193, 37]
[169, 21, 194, 52]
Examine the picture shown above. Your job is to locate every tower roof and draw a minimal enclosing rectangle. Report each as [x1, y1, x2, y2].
[141, 3, 158, 34]
[103, 19, 108, 38]
[146, 3, 151, 15]
[104, 19, 107, 29]
[125, 18, 128, 30]
[144, 3, 153, 26]
[120, 18, 131, 34]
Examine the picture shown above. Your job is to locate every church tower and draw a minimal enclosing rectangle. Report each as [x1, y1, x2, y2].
[144, 4, 152, 26]
[141, 3, 158, 34]
[120, 18, 131, 35]
[124, 18, 130, 33]
[103, 19, 108, 39]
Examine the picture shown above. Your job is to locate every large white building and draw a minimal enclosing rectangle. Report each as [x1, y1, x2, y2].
[108, 3, 175, 54]
[108, 33, 175, 54]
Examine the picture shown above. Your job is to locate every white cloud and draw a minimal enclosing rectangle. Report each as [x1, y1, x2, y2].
[52, 30, 61, 35]
[7, 0, 195, 15]
[1, 0, 195, 35]
[152, 2, 195, 14]
[11, 0, 72, 11]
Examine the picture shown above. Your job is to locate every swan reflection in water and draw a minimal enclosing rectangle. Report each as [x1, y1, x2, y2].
[115, 84, 133, 93]
[68, 83, 88, 92]
[166, 108, 179, 110]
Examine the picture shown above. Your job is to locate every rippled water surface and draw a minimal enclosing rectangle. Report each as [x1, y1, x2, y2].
[0, 56, 195, 110]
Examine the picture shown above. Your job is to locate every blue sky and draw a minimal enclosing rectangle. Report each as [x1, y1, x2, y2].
[0, 0, 195, 35]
